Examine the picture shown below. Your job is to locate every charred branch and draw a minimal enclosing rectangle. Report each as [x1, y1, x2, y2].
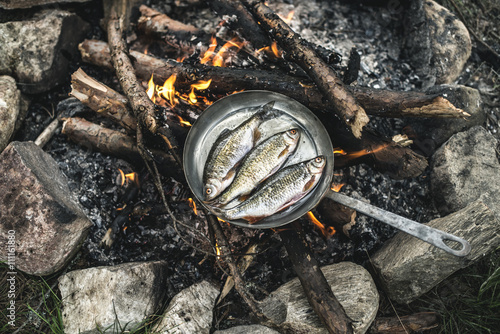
[242, 0, 369, 138]
[79, 39, 467, 119]
[138, 5, 202, 39]
[371, 312, 439, 333]
[317, 199, 357, 237]
[280, 222, 354, 334]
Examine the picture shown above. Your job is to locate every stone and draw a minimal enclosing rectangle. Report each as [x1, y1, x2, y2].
[371, 199, 500, 304]
[0, 0, 90, 9]
[58, 261, 169, 334]
[431, 126, 500, 220]
[403, 85, 484, 155]
[0, 10, 89, 94]
[154, 280, 220, 334]
[260, 262, 379, 334]
[0, 76, 20, 152]
[0, 141, 92, 276]
[403, 0, 471, 86]
[214, 325, 280, 334]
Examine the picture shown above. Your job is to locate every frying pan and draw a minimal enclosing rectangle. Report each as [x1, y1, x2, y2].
[183, 90, 471, 257]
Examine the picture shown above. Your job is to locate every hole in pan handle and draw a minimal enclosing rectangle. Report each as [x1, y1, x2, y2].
[325, 191, 471, 257]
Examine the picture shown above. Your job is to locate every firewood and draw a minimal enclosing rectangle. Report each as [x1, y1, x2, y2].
[280, 222, 354, 334]
[138, 5, 202, 39]
[70, 68, 137, 132]
[317, 199, 357, 237]
[61, 117, 178, 178]
[371, 311, 439, 333]
[241, 0, 369, 139]
[79, 39, 467, 119]
[34, 118, 60, 148]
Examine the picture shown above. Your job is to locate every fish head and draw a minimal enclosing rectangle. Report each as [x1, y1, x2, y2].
[284, 128, 301, 146]
[203, 178, 222, 201]
[307, 156, 326, 174]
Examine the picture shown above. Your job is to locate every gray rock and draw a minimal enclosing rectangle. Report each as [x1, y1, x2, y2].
[371, 199, 500, 304]
[404, 0, 471, 86]
[403, 85, 484, 154]
[154, 280, 220, 334]
[0, 0, 90, 9]
[260, 262, 379, 334]
[214, 325, 279, 334]
[431, 126, 500, 220]
[0, 10, 89, 93]
[0, 141, 92, 276]
[58, 261, 169, 334]
[0, 76, 20, 152]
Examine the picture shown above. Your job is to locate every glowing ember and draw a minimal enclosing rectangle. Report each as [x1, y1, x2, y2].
[188, 198, 198, 215]
[118, 169, 139, 188]
[331, 183, 345, 192]
[158, 74, 179, 107]
[306, 211, 336, 239]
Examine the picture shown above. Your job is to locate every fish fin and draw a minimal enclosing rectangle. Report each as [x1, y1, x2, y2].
[303, 177, 317, 192]
[238, 194, 250, 202]
[243, 216, 265, 224]
[278, 147, 290, 159]
[253, 128, 261, 143]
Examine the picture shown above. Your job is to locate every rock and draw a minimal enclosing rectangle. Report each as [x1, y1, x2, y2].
[371, 199, 500, 304]
[431, 126, 500, 220]
[214, 325, 280, 334]
[260, 262, 379, 334]
[0, 0, 90, 9]
[403, 85, 484, 155]
[403, 0, 471, 86]
[58, 261, 168, 334]
[0, 10, 89, 94]
[154, 280, 220, 334]
[0, 76, 20, 152]
[0, 141, 92, 276]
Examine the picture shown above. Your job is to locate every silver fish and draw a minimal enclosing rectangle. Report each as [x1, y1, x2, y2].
[215, 128, 301, 206]
[215, 156, 326, 223]
[203, 101, 279, 201]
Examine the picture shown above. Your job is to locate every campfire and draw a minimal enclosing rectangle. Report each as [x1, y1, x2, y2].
[1, 0, 499, 333]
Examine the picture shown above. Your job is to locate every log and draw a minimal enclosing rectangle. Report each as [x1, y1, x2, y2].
[70, 68, 137, 132]
[79, 39, 468, 119]
[371, 312, 439, 333]
[61, 117, 179, 178]
[317, 198, 357, 237]
[138, 5, 201, 39]
[280, 222, 353, 334]
[242, 0, 369, 138]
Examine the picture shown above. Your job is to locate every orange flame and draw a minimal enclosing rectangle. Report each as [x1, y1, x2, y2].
[118, 169, 139, 188]
[177, 115, 192, 127]
[188, 79, 212, 104]
[188, 198, 198, 215]
[212, 37, 246, 67]
[306, 211, 336, 239]
[333, 148, 347, 155]
[343, 143, 391, 160]
[158, 74, 179, 107]
[215, 242, 221, 258]
[257, 41, 282, 58]
[331, 183, 345, 192]
[146, 74, 156, 103]
[201, 36, 217, 64]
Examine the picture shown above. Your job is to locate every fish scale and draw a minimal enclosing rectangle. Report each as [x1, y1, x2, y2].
[217, 156, 325, 223]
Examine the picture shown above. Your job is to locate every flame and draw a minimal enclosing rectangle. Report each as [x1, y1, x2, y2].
[333, 148, 347, 155]
[331, 183, 345, 192]
[188, 198, 198, 215]
[158, 74, 179, 107]
[343, 143, 391, 160]
[212, 37, 246, 67]
[188, 79, 212, 104]
[146, 74, 156, 103]
[306, 211, 336, 239]
[201, 36, 217, 64]
[256, 41, 282, 58]
[279, 10, 295, 24]
[118, 169, 139, 188]
[215, 242, 221, 258]
[176, 115, 192, 127]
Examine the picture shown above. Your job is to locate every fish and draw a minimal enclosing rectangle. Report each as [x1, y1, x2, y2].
[214, 156, 326, 223]
[214, 128, 301, 206]
[202, 101, 280, 201]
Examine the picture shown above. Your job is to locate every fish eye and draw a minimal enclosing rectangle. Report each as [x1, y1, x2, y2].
[206, 188, 212, 195]
[315, 157, 323, 163]
[290, 129, 297, 135]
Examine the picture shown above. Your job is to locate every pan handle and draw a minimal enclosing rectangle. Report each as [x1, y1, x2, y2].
[325, 191, 471, 257]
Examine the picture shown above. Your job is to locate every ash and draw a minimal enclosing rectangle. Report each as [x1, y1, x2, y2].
[15, 0, 498, 321]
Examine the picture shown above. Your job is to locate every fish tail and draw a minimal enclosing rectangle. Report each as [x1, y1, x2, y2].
[258, 101, 282, 121]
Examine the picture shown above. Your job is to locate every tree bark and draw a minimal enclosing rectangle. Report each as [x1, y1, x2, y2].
[79, 39, 467, 119]
[280, 222, 354, 334]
